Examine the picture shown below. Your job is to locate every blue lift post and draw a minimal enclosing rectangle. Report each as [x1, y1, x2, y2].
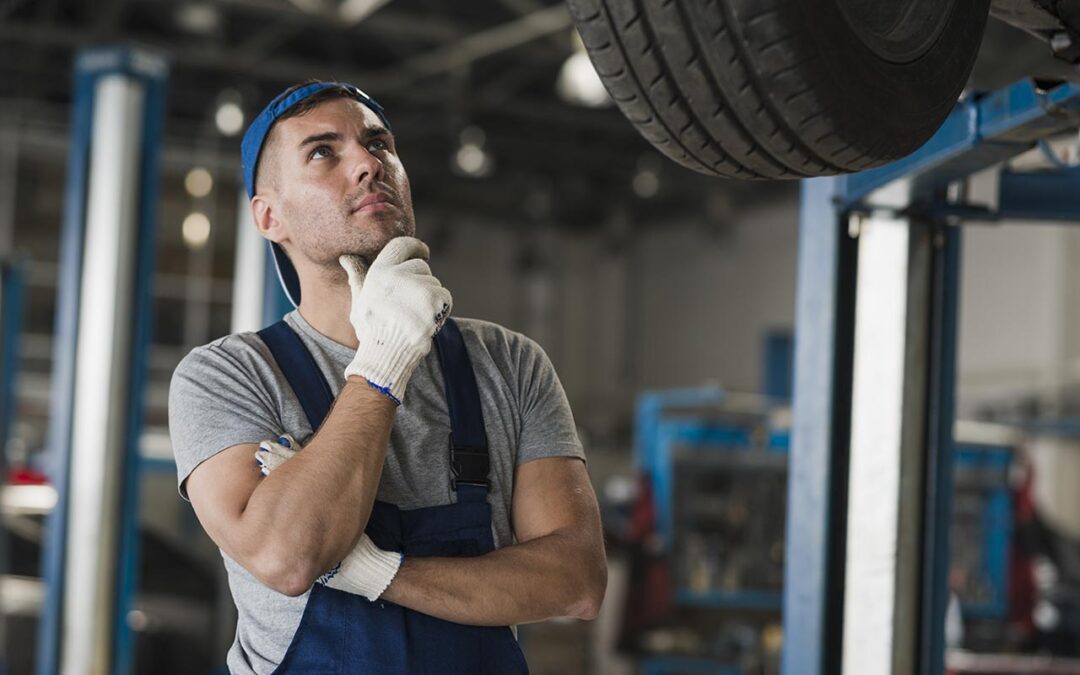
[782, 175, 857, 675]
[0, 262, 24, 466]
[951, 445, 1014, 620]
[36, 46, 168, 675]
[783, 78, 1080, 675]
[0, 261, 24, 675]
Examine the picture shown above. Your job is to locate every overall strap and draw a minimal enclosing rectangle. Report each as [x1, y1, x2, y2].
[257, 320, 335, 430]
[257, 317, 492, 495]
[434, 318, 490, 492]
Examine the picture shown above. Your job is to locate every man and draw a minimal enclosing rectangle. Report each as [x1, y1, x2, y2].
[168, 80, 607, 674]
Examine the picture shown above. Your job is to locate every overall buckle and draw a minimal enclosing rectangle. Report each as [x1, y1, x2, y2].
[449, 434, 490, 490]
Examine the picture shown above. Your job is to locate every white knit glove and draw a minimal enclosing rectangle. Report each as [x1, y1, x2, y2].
[340, 237, 452, 404]
[255, 435, 403, 601]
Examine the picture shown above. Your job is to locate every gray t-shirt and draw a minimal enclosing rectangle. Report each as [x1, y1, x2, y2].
[168, 311, 584, 674]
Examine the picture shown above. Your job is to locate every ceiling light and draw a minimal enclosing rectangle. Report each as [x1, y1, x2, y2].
[338, 0, 391, 24]
[182, 212, 211, 250]
[632, 169, 659, 198]
[556, 37, 611, 108]
[175, 3, 221, 36]
[633, 154, 662, 198]
[184, 167, 213, 198]
[452, 126, 494, 178]
[215, 90, 245, 137]
[215, 102, 244, 136]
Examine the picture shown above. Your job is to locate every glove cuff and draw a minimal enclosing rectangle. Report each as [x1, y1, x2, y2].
[320, 533, 402, 601]
[345, 326, 427, 403]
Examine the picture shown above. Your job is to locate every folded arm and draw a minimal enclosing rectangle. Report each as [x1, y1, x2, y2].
[186, 379, 395, 596]
[184, 237, 449, 597]
[380, 456, 607, 625]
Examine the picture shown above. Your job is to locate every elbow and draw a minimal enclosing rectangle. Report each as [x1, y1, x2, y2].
[272, 570, 318, 598]
[568, 559, 608, 621]
[251, 550, 319, 597]
[572, 596, 603, 622]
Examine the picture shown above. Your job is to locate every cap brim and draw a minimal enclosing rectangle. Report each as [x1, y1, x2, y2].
[270, 242, 301, 308]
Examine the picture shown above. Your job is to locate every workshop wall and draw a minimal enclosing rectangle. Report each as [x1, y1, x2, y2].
[432, 196, 800, 435]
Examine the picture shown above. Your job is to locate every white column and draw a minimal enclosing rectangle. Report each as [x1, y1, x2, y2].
[61, 74, 145, 675]
[842, 180, 929, 675]
[231, 189, 265, 333]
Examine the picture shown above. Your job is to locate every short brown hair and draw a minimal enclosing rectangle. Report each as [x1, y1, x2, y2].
[252, 79, 360, 193]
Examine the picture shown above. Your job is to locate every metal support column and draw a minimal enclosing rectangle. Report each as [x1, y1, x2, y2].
[784, 179, 961, 675]
[0, 260, 24, 675]
[0, 263, 25, 474]
[781, 176, 857, 675]
[841, 180, 932, 674]
[230, 190, 265, 333]
[918, 220, 962, 675]
[783, 75, 1080, 675]
[36, 46, 168, 675]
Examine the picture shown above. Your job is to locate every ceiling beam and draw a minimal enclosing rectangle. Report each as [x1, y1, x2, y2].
[0, 6, 570, 101]
[369, 3, 572, 92]
[171, 0, 468, 44]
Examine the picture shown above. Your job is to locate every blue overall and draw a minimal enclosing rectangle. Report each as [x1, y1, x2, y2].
[256, 318, 530, 674]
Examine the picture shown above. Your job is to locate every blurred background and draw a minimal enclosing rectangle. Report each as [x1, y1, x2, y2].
[5, 1, 1080, 674]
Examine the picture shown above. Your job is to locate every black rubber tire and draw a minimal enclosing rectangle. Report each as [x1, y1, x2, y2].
[567, 0, 991, 179]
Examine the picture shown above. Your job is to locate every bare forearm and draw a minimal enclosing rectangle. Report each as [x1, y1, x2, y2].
[242, 379, 395, 585]
[380, 531, 607, 626]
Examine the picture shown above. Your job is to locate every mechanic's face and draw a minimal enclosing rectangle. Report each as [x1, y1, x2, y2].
[268, 97, 415, 271]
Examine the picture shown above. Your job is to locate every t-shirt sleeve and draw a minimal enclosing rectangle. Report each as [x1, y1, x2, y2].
[168, 340, 283, 500]
[513, 335, 586, 466]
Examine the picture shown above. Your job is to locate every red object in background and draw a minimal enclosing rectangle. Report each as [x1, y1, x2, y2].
[1009, 458, 1037, 640]
[8, 466, 48, 485]
[618, 471, 674, 651]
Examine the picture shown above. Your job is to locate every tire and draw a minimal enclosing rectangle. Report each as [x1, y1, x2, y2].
[567, 0, 991, 179]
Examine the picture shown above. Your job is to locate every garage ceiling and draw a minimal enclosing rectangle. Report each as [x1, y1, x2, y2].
[5, 2, 1059, 230]
[0, 0, 792, 230]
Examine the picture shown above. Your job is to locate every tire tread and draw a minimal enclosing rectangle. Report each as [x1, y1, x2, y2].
[567, 0, 984, 179]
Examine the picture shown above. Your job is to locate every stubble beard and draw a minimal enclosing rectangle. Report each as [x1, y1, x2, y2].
[305, 206, 416, 283]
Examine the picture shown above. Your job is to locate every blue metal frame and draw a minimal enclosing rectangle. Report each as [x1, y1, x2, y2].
[979, 480, 1012, 617]
[36, 52, 97, 675]
[844, 80, 1080, 207]
[952, 445, 1013, 620]
[635, 392, 788, 616]
[785, 77, 1080, 675]
[114, 49, 169, 675]
[634, 387, 727, 467]
[640, 655, 744, 675]
[0, 262, 24, 456]
[918, 222, 962, 675]
[0, 261, 24, 675]
[658, 423, 1006, 621]
[762, 330, 794, 401]
[635, 387, 790, 549]
[675, 588, 783, 611]
[138, 457, 179, 474]
[650, 418, 786, 550]
[995, 166, 1080, 222]
[36, 45, 169, 675]
[652, 420, 751, 550]
[641, 396, 1013, 623]
[782, 176, 856, 675]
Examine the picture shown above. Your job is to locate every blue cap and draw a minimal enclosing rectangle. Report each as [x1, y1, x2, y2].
[240, 81, 391, 307]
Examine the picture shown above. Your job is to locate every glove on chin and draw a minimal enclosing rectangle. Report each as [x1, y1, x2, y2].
[255, 435, 402, 600]
[340, 237, 452, 404]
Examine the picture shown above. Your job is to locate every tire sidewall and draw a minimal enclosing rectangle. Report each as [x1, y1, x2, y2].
[792, 0, 989, 144]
